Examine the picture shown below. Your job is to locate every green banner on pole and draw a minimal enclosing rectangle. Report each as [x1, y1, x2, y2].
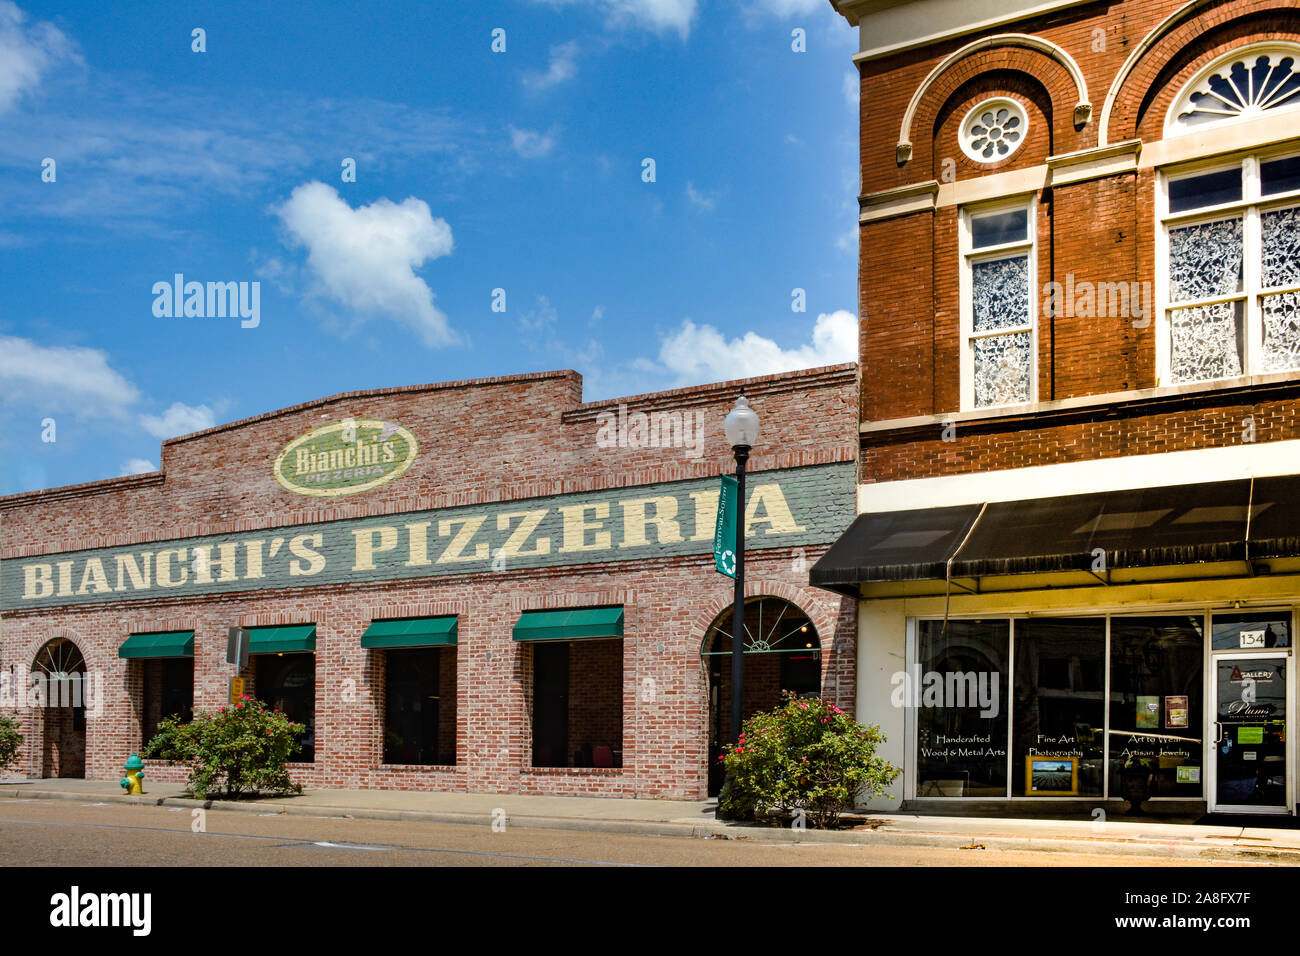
[713, 474, 738, 578]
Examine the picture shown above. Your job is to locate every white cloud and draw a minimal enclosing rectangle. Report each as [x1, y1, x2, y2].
[843, 70, 858, 108]
[509, 126, 558, 159]
[0, 335, 139, 415]
[523, 40, 579, 92]
[685, 181, 719, 211]
[120, 458, 156, 476]
[656, 310, 858, 385]
[0, 1, 78, 114]
[518, 295, 559, 337]
[836, 227, 856, 253]
[528, 0, 697, 38]
[273, 181, 457, 348]
[754, 0, 823, 15]
[138, 401, 216, 439]
[0, 79, 465, 232]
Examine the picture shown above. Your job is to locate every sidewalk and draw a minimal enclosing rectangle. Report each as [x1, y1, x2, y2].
[3, 775, 1299, 862]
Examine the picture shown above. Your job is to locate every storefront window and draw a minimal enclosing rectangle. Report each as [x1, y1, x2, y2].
[531, 639, 623, 769]
[1109, 616, 1204, 797]
[915, 620, 1009, 797]
[1211, 611, 1291, 650]
[255, 653, 316, 762]
[383, 647, 456, 765]
[1012, 618, 1105, 797]
[142, 658, 193, 747]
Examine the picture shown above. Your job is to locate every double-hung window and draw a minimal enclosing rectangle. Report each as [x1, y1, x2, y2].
[1158, 152, 1300, 384]
[960, 200, 1038, 409]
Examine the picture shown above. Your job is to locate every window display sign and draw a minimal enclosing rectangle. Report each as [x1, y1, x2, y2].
[1109, 616, 1204, 798]
[1238, 726, 1264, 744]
[915, 620, 1010, 798]
[1165, 695, 1189, 728]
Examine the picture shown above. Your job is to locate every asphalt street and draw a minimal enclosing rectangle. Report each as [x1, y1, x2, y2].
[0, 799, 1278, 867]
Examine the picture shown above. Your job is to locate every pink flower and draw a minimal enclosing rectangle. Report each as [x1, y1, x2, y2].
[265, 730, 272, 735]
[798, 702, 808, 709]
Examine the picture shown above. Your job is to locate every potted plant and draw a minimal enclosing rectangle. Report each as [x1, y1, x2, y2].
[1120, 753, 1156, 814]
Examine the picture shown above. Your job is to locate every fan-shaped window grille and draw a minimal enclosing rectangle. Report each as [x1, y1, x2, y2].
[1169, 44, 1300, 133]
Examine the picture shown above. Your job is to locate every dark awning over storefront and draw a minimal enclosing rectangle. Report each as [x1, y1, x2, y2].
[812, 475, 1298, 594]
[512, 607, 624, 642]
[118, 630, 195, 659]
[248, 624, 317, 654]
[361, 616, 458, 649]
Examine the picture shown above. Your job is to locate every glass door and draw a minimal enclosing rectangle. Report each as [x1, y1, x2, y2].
[1211, 653, 1290, 813]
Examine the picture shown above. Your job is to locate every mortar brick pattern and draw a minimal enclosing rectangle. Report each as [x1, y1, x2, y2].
[0, 365, 858, 799]
[854, 0, 1300, 482]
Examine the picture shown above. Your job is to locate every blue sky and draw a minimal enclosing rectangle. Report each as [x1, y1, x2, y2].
[0, 0, 859, 495]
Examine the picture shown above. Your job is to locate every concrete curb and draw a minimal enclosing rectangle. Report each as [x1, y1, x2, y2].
[4, 786, 1298, 862]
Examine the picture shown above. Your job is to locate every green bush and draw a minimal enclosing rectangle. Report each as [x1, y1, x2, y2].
[0, 716, 23, 771]
[143, 695, 304, 799]
[718, 692, 900, 829]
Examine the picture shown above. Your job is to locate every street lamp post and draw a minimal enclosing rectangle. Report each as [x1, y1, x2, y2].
[723, 395, 760, 747]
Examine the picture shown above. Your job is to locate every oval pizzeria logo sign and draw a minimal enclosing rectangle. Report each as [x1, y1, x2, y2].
[274, 419, 419, 497]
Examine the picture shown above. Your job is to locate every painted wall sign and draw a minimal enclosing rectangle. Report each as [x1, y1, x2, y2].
[3, 463, 853, 610]
[273, 419, 418, 497]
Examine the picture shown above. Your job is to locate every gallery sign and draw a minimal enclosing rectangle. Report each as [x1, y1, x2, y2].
[273, 419, 419, 497]
[4, 463, 853, 610]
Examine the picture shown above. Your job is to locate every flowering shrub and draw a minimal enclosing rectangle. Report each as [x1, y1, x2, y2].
[0, 716, 22, 771]
[718, 692, 899, 829]
[143, 695, 304, 799]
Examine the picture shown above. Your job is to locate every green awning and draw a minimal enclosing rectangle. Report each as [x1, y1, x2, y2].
[118, 630, 194, 659]
[249, 624, 316, 654]
[361, 616, 458, 649]
[512, 607, 624, 642]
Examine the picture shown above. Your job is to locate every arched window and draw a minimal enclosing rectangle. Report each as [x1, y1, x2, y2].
[1167, 43, 1300, 135]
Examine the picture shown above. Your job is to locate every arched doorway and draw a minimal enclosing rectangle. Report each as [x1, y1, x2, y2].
[32, 637, 88, 779]
[701, 596, 822, 796]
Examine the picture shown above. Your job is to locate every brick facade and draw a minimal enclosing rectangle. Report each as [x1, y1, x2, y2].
[852, 0, 1300, 476]
[0, 364, 857, 799]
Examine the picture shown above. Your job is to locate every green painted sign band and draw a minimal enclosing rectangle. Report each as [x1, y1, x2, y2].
[3, 462, 853, 610]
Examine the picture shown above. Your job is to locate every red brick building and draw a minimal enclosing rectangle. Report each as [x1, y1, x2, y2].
[818, 0, 1300, 815]
[1, 364, 857, 799]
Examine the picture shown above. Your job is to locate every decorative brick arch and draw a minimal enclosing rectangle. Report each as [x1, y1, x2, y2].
[23, 630, 90, 670]
[1100, 0, 1300, 145]
[691, 579, 838, 658]
[897, 34, 1091, 165]
[19, 631, 91, 779]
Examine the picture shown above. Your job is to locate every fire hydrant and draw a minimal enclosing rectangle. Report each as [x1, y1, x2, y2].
[120, 753, 145, 795]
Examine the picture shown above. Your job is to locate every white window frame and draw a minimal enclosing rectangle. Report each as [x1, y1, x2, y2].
[1156, 146, 1300, 386]
[959, 196, 1039, 412]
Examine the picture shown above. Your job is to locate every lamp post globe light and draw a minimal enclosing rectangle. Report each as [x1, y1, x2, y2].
[723, 396, 759, 752]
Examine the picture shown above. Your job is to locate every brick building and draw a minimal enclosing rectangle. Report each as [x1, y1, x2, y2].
[818, 0, 1300, 815]
[0, 364, 857, 799]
